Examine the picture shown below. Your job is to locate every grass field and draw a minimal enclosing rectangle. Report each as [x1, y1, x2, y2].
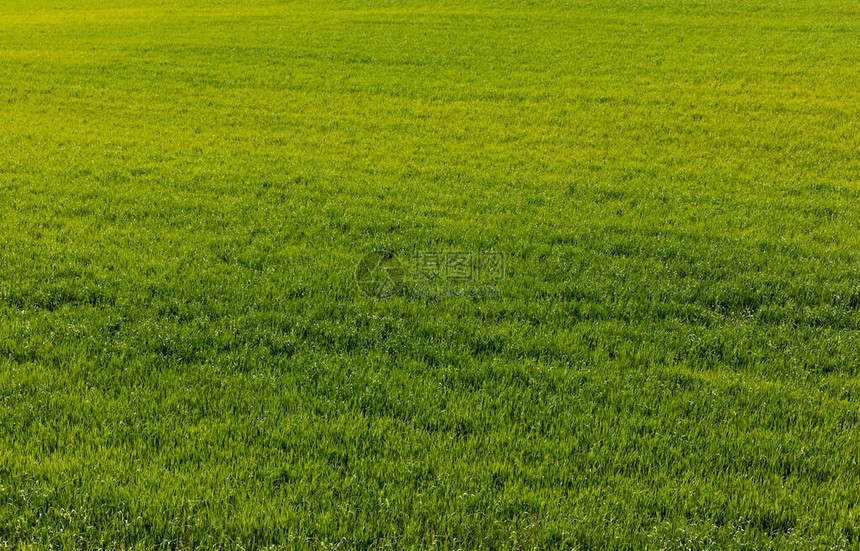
[1, 0, 860, 548]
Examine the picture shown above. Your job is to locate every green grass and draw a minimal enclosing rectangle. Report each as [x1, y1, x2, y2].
[1, 0, 860, 548]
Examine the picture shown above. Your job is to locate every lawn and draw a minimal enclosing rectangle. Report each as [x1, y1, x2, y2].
[1, 0, 859, 548]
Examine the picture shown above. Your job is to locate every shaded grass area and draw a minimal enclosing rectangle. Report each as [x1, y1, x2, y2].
[1, 0, 860, 548]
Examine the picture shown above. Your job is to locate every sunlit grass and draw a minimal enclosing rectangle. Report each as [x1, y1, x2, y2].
[1, 0, 859, 548]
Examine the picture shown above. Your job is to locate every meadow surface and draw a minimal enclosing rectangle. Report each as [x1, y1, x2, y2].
[1, 0, 860, 548]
